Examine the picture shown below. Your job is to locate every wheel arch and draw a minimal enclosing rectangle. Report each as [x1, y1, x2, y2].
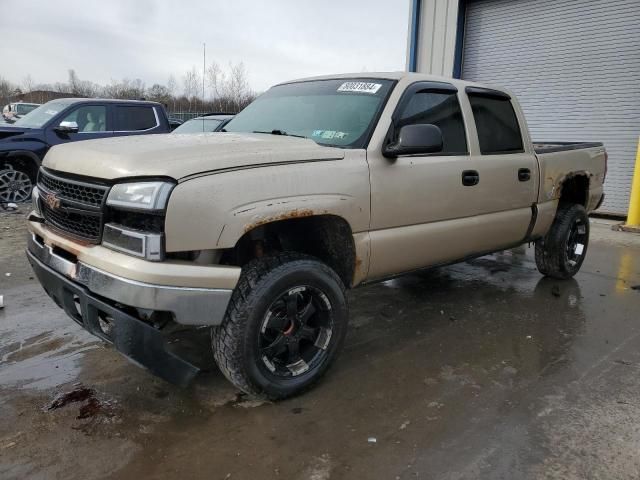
[1, 150, 41, 180]
[227, 214, 359, 289]
[557, 172, 590, 207]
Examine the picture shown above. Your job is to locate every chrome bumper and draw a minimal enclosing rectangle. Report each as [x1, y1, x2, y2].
[27, 233, 233, 326]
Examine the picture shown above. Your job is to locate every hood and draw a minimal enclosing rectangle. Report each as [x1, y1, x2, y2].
[43, 133, 345, 181]
[0, 125, 31, 141]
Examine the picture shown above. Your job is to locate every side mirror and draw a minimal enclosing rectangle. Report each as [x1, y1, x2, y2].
[383, 124, 443, 158]
[56, 121, 79, 134]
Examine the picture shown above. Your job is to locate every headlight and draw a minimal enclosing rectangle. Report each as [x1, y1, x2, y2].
[106, 181, 174, 211]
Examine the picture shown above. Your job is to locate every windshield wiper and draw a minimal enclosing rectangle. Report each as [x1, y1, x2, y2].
[252, 129, 306, 139]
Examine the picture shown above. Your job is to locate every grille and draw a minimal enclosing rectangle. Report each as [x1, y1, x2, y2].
[39, 170, 108, 207]
[42, 202, 102, 241]
[38, 169, 109, 243]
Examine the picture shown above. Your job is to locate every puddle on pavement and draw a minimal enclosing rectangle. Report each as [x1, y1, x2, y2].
[0, 289, 100, 391]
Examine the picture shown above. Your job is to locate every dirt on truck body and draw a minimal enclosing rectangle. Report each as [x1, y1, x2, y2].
[25, 72, 606, 399]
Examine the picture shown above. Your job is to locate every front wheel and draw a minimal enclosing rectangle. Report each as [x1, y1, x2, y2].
[535, 203, 589, 279]
[212, 253, 349, 400]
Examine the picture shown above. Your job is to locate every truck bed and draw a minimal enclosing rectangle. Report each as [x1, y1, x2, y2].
[533, 141, 603, 154]
[533, 141, 606, 211]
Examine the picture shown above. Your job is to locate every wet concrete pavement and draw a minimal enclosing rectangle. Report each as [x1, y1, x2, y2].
[1, 207, 639, 480]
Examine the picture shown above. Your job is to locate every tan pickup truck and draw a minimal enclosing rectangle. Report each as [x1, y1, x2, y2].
[26, 72, 606, 398]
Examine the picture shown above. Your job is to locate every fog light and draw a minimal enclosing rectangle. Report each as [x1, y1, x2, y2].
[102, 223, 164, 261]
[98, 314, 115, 336]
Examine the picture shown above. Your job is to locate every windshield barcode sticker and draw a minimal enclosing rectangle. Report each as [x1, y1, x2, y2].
[337, 82, 382, 94]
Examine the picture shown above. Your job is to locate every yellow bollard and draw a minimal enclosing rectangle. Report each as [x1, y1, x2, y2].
[626, 137, 640, 227]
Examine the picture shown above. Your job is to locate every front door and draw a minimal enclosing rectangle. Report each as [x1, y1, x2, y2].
[46, 104, 112, 145]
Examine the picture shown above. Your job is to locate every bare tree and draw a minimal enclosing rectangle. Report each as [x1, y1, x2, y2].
[22, 74, 34, 93]
[182, 67, 200, 111]
[67, 69, 99, 97]
[102, 78, 145, 100]
[0, 63, 255, 112]
[0, 76, 15, 105]
[53, 81, 71, 94]
[206, 61, 225, 100]
[227, 62, 251, 110]
[147, 84, 171, 105]
[205, 61, 254, 112]
[167, 75, 177, 112]
[68, 69, 81, 94]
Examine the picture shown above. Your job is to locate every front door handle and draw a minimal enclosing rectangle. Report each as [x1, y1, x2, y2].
[518, 168, 531, 182]
[462, 170, 479, 186]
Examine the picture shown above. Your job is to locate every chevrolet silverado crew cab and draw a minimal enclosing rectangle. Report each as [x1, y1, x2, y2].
[0, 98, 171, 203]
[26, 73, 606, 399]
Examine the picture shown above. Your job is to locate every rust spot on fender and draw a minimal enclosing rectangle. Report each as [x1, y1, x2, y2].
[243, 208, 315, 232]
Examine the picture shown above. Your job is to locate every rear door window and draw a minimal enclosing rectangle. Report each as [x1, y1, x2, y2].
[115, 106, 158, 131]
[467, 93, 523, 154]
[397, 90, 467, 154]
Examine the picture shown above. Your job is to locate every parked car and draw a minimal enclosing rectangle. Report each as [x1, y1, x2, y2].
[26, 72, 606, 398]
[171, 113, 234, 134]
[0, 98, 171, 203]
[167, 116, 183, 131]
[2, 102, 40, 123]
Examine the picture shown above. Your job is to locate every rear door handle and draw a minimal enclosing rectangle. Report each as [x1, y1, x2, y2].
[518, 168, 531, 182]
[462, 170, 479, 186]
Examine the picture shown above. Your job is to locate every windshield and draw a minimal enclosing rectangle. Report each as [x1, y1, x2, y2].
[15, 100, 74, 128]
[173, 118, 223, 134]
[15, 104, 39, 115]
[224, 78, 394, 148]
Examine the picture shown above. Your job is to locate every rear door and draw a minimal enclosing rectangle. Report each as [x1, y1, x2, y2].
[463, 87, 538, 237]
[113, 105, 162, 137]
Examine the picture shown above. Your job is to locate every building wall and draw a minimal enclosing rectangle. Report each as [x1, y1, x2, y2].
[405, 0, 460, 76]
[406, 0, 639, 215]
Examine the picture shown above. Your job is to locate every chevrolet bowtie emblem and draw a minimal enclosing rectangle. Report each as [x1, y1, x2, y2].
[44, 192, 62, 210]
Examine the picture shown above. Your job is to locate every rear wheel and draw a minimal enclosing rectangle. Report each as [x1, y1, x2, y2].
[212, 253, 348, 399]
[0, 166, 33, 203]
[535, 203, 589, 279]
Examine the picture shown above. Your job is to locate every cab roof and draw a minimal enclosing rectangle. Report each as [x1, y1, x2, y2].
[46, 98, 163, 106]
[277, 71, 504, 92]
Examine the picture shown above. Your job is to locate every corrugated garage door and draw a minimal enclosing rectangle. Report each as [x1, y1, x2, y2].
[462, 0, 640, 214]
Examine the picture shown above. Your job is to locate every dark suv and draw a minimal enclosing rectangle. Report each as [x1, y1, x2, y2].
[0, 98, 171, 203]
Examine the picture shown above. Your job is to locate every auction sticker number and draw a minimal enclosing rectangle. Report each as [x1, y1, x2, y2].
[337, 82, 382, 94]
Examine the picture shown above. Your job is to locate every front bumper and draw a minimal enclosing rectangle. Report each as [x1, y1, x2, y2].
[27, 248, 200, 386]
[26, 229, 235, 326]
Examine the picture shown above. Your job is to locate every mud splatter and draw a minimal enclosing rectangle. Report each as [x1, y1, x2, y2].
[47, 386, 95, 411]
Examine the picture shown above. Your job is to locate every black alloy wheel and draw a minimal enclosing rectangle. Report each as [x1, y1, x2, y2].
[258, 285, 334, 378]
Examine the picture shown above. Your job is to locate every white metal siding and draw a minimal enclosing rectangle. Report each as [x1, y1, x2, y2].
[407, 0, 460, 76]
[462, 0, 640, 214]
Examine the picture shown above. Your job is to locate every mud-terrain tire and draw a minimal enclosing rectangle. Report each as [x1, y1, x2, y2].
[212, 253, 348, 400]
[535, 203, 589, 279]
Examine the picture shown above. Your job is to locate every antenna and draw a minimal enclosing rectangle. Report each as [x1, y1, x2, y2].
[203, 43, 206, 111]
